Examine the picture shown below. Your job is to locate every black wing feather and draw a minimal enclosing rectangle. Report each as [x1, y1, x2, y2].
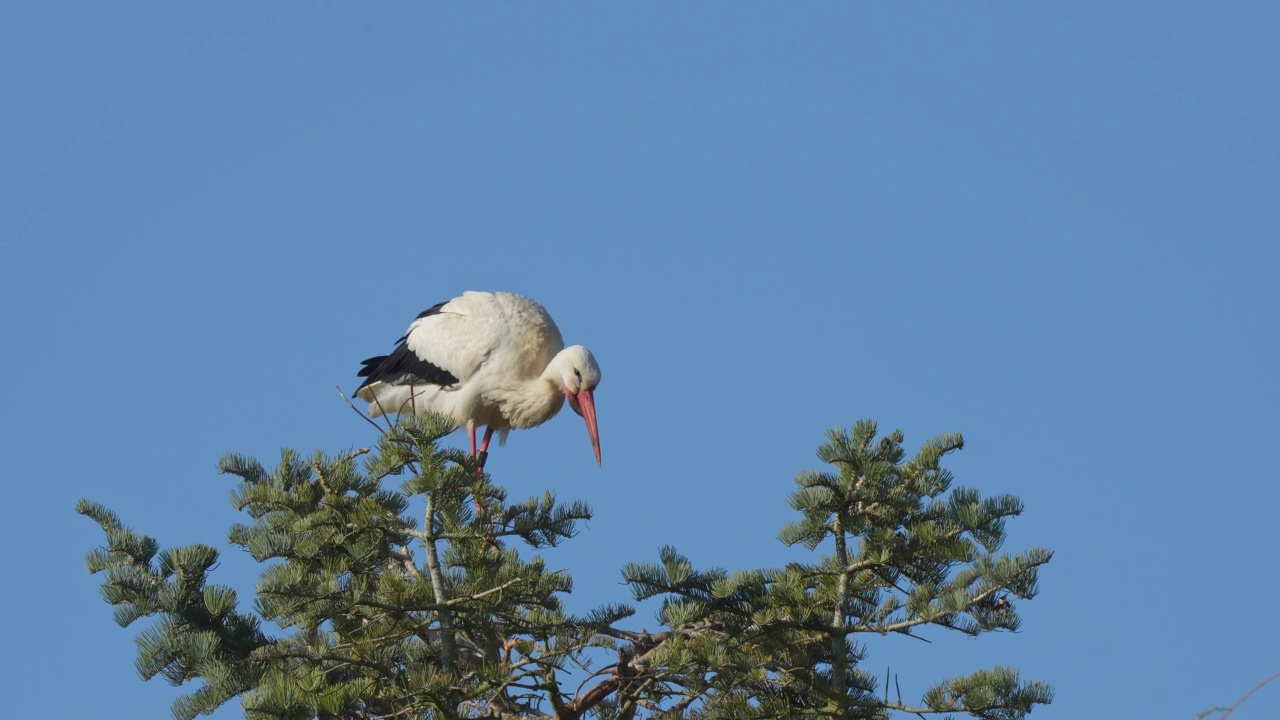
[416, 301, 448, 320]
[355, 301, 459, 392]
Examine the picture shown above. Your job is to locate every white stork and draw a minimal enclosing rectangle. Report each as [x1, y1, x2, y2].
[354, 291, 602, 467]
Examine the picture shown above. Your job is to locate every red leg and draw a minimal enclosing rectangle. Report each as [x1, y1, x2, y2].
[468, 421, 477, 456]
[476, 427, 495, 473]
[473, 426, 494, 520]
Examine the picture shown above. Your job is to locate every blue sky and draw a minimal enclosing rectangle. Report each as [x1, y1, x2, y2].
[3, 3, 1277, 718]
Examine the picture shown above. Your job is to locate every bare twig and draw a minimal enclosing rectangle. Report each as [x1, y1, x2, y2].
[1219, 671, 1280, 719]
[394, 386, 430, 425]
[343, 578, 524, 617]
[337, 385, 392, 435]
[444, 577, 525, 606]
[559, 620, 728, 720]
[664, 694, 700, 715]
[567, 676, 622, 720]
[373, 391, 398, 430]
[572, 665, 617, 702]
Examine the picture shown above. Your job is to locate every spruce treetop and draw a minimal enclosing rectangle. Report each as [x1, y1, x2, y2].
[81, 414, 1052, 719]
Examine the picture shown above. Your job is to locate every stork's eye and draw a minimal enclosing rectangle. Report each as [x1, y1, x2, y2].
[573, 369, 582, 381]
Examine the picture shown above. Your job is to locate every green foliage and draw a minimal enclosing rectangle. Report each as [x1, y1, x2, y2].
[78, 499, 268, 718]
[81, 415, 1052, 719]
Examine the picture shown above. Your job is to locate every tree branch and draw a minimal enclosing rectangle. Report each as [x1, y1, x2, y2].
[421, 491, 456, 677]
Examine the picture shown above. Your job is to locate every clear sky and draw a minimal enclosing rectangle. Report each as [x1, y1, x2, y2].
[3, 3, 1277, 718]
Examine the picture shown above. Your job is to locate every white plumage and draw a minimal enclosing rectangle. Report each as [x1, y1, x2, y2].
[355, 291, 602, 466]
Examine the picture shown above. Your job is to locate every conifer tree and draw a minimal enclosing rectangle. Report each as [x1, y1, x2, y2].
[81, 415, 1053, 719]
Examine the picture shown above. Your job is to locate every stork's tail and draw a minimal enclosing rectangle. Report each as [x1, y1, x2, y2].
[355, 355, 389, 395]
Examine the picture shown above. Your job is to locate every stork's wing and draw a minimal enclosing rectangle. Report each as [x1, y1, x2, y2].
[355, 296, 503, 395]
[356, 342, 459, 389]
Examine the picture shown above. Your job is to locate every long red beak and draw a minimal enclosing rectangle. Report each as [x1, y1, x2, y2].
[568, 387, 602, 466]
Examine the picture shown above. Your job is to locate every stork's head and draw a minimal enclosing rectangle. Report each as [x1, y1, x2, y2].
[551, 345, 602, 466]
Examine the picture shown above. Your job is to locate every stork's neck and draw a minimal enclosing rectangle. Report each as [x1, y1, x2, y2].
[491, 368, 566, 430]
